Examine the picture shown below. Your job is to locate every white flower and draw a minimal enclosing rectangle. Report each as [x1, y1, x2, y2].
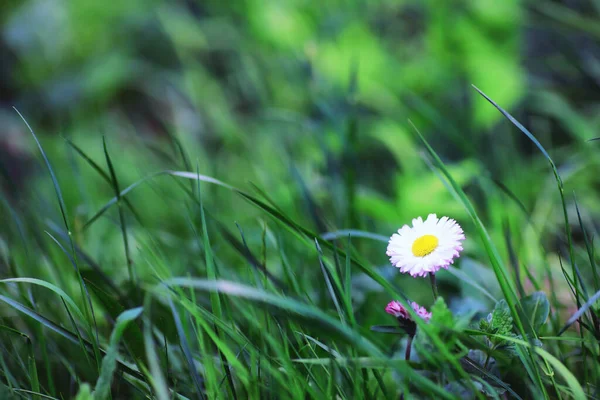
[386, 214, 465, 277]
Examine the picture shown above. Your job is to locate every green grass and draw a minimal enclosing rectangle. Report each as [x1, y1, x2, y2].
[1, 92, 599, 398]
[3, 1, 600, 398]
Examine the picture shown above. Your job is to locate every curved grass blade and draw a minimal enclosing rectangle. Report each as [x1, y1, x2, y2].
[315, 239, 345, 324]
[558, 289, 600, 335]
[490, 178, 530, 219]
[44, 232, 100, 352]
[217, 221, 286, 291]
[94, 307, 143, 400]
[320, 230, 388, 242]
[472, 86, 578, 298]
[46, 221, 126, 301]
[13, 108, 70, 238]
[142, 296, 169, 400]
[168, 299, 205, 400]
[81, 171, 233, 230]
[13, 108, 102, 368]
[445, 266, 498, 303]
[102, 136, 135, 285]
[296, 332, 343, 359]
[473, 86, 585, 396]
[0, 278, 86, 322]
[63, 137, 143, 225]
[0, 326, 38, 396]
[158, 278, 384, 357]
[462, 357, 523, 400]
[12, 389, 59, 400]
[0, 294, 144, 381]
[160, 276, 480, 397]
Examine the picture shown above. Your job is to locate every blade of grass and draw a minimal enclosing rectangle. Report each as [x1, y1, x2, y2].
[195, 168, 238, 400]
[46, 221, 127, 302]
[0, 277, 87, 322]
[320, 230, 389, 242]
[44, 231, 101, 359]
[315, 239, 346, 324]
[93, 307, 143, 400]
[63, 137, 143, 225]
[13, 108, 101, 368]
[168, 298, 205, 400]
[472, 86, 580, 305]
[142, 296, 169, 400]
[574, 198, 600, 304]
[558, 289, 600, 335]
[158, 278, 384, 357]
[0, 327, 38, 398]
[0, 294, 144, 381]
[102, 136, 135, 286]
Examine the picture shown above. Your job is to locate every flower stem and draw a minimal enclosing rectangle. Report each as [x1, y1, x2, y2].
[400, 335, 414, 400]
[429, 273, 439, 300]
[484, 353, 491, 370]
[405, 335, 413, 361]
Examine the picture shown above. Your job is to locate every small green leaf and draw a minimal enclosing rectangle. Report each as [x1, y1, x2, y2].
[491, 300, 513, 336]
[520, 292, 550, 332]
[415, 297, 467, 367]
[430, 297, 454, 328]
[479, 318, 491, 332]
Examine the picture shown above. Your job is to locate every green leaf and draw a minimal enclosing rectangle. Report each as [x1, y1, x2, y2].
[430, 297, 454, 328]
[520, 292, 550, 332]
[414, 297, 468, 368]
[491, 300, 513, 337]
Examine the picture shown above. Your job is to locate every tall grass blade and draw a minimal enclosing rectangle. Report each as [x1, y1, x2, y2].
[143, 296, 169, 400]
[63, 137, 143, 224]
[93, 307, 143, 400]
[168, 299, 205, 400]
[558, 289, 600, 335]
[102, 136, 135, 285]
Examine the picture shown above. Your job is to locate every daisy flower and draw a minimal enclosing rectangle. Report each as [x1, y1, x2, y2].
[386, 214, 465, 277]
[385, 300, 432, 322]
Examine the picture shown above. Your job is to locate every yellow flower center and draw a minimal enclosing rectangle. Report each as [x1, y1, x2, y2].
[411, 234, 439, 257]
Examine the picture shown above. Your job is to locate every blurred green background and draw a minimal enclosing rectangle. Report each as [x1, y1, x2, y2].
[2, 0, 600, 378]
[3, 0, 600, 308]
[3, 0, 600, 306]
